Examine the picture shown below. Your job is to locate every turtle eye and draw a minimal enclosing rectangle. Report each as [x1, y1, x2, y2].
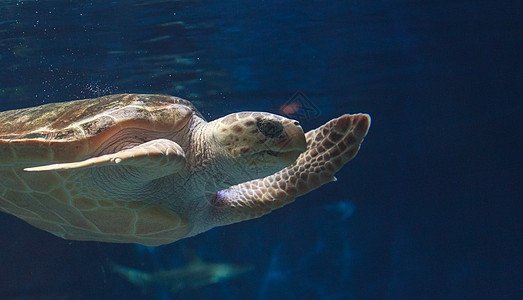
[257, 119, 284, 138]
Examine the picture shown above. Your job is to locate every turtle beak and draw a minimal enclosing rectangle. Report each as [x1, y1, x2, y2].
[275, 120, 307, 164]
[282, 120, 307, 150]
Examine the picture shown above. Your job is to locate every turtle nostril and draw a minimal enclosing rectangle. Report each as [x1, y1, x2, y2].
[293, 121, 300, 126]
[257, 120, 284, 138]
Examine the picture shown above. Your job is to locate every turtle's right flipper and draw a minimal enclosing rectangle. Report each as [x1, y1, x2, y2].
[24, 139, 186, 179]
[210, 114, 370, 224]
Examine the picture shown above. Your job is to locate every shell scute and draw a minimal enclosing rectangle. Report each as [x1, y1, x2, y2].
[82, 208, 135, 235]
[79, 115, 117, 137]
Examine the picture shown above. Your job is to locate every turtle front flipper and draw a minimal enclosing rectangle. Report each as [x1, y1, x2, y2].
[24, 139, 186, 180]
[210, 114, 370, 225]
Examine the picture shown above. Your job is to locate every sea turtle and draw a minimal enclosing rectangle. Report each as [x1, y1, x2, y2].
[0, 94, 370, 246]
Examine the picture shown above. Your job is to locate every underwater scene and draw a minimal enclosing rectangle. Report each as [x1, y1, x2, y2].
[0, 0, 521, 299]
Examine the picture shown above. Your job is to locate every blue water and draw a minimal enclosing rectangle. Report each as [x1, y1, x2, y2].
[0, 1, 521, 299]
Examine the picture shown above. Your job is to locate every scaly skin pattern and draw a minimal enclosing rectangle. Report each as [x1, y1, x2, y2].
[210, 114, 371, 226]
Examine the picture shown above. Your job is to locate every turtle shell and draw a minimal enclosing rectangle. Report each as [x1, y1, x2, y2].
[0, 94, 202, 165]
[0, 94, 202, 245]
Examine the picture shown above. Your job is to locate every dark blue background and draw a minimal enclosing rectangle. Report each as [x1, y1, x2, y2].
[0, 1, 521, 299]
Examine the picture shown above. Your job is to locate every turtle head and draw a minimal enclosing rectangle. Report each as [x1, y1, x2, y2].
[211, 112, 307, 180]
